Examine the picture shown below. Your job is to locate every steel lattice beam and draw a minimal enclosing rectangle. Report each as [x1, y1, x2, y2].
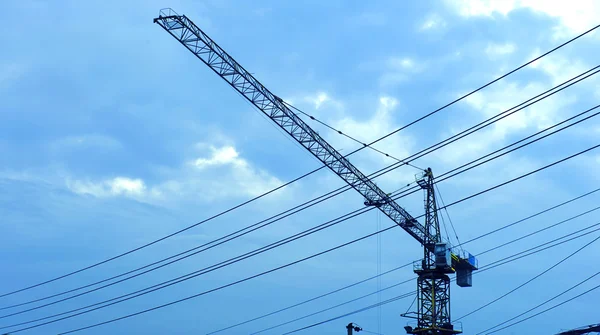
[153, 11, 433, 245]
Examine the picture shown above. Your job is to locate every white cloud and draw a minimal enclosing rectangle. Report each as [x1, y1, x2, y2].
[446, 0, 600, 38]
[420, 13, 447, 31]
[329, 96, 416, 186]
[527, 50, 590, 86]
[388, 57, 416, 70]
[485, 42, 516, 56]
[437, 77, 578, 165]
[380, 57, 425, 86]
[68, 177, 146, 197]
[310, 92, 331, 110]
[65, 143, 284, 204]
[194, 146, 240, 168]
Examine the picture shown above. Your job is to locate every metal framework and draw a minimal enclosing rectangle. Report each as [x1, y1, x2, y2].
[401, 169, 458, 334]
[154, 9, 477, 334]
[557, 324, 600, 335]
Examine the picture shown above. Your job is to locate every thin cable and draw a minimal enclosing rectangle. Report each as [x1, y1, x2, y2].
[477, 270, 600, 334]
[201, 188, 600, 334]
[8, 146, 599, 333]
[405, 294, 417, 315]
[278, 227, 600, 335]
[4, 26, 597, 298]
[249, 278, 414, 334]
[4, 64, 597, 308]
[6, 133, 598, 323]
[475, 206, 600, 258]
[352, 24, 600, 150]
[454, 234, 600, 321]
[249, 220, 600, 335]
[283, 100, 422, 170]
[436, 184, 461, 248]
[483, 283, 600, 334]
[6, 100, 599, 320]
[281, 294, 412, 335]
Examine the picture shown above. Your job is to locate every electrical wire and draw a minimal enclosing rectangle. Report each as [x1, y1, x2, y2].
[4, 99, 599, 320]
[3, 26, 596, 299]
[280, 294, 414, 335]
[5, 106, 598, 319]
[283, 100, 423, 170]
[249, 278, 414, 334]
[207, 189, 600, 334]
[477, 270, 600, 334]
[248, 219, 600, 335]
[454, 234, 600, 321]
[483, 283, 600, 334]
[278, 228, 600, 334]
[6, 144, 599, 334]
[6, 77, 599, 316]
[435, 184, 461, 249]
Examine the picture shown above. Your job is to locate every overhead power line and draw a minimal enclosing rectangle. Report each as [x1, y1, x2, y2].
[248, 219, 600, 335]
[477, 271, 600, 334]
[4, 103, 599, 322]
[2, 25, 596, 299]
[282, 100, 423, 169]
[277, 228, 600, 334]
[206, 187, 600, 334]
[483, 282, 600, 334]
[4, 74, 598, 317]
[454, 234, 600, 321]
[6, 143, 600, 334]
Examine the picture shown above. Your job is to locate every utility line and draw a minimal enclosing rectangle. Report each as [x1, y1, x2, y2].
[4, 76, 598, 315]
[454, 234, 600, 321]
[477, 270, 600, 334]
[283, 100, 423, 170]
[4, 102, 598, 319]
[281, 294, 412, 335]
[6, 144, 599, 334]
[279, 229, 600, 334]
[249, 278, 414, 334]
[483, 283, 600, 334]
[248, 220, 600, 335]
[394, 102, 600, 207]
[206, 187, 600, 334]
[2, 26, 596, 299]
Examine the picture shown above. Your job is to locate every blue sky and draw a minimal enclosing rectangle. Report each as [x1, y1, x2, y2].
[1, 0, 600, 334]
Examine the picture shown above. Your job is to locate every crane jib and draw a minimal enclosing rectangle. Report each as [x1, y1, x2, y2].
[153, 13, 435, 245]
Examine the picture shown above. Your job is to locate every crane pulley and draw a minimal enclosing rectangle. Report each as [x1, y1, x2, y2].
[154, 8, 477, 334]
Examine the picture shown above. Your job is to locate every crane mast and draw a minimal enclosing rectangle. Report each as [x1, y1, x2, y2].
[154, 9, 477, 334]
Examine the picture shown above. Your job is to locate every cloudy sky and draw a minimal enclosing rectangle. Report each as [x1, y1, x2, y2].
[1, 0, 600, 334]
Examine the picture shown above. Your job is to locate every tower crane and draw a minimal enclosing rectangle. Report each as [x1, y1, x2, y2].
[154, 9, 478, 334]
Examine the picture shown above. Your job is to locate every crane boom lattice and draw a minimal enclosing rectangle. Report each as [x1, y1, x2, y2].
[154, 9, 477, 334]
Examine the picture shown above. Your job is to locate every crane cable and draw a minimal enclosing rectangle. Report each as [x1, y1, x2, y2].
[248, 220, 600, 334]
[206, 187, 600, 334]
[277, 229, 600, 334]
[453, 234, 600, 321]
[5, 142, 600, 334]
[478, 271, 600, 334]
[283, 100, 423, 170]
[2, 24, 597, 299]
[3, 100, 600, 316]
[481, 277, 600, 334]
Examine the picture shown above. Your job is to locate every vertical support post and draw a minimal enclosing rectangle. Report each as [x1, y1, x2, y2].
[406, 168, 458, 335]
